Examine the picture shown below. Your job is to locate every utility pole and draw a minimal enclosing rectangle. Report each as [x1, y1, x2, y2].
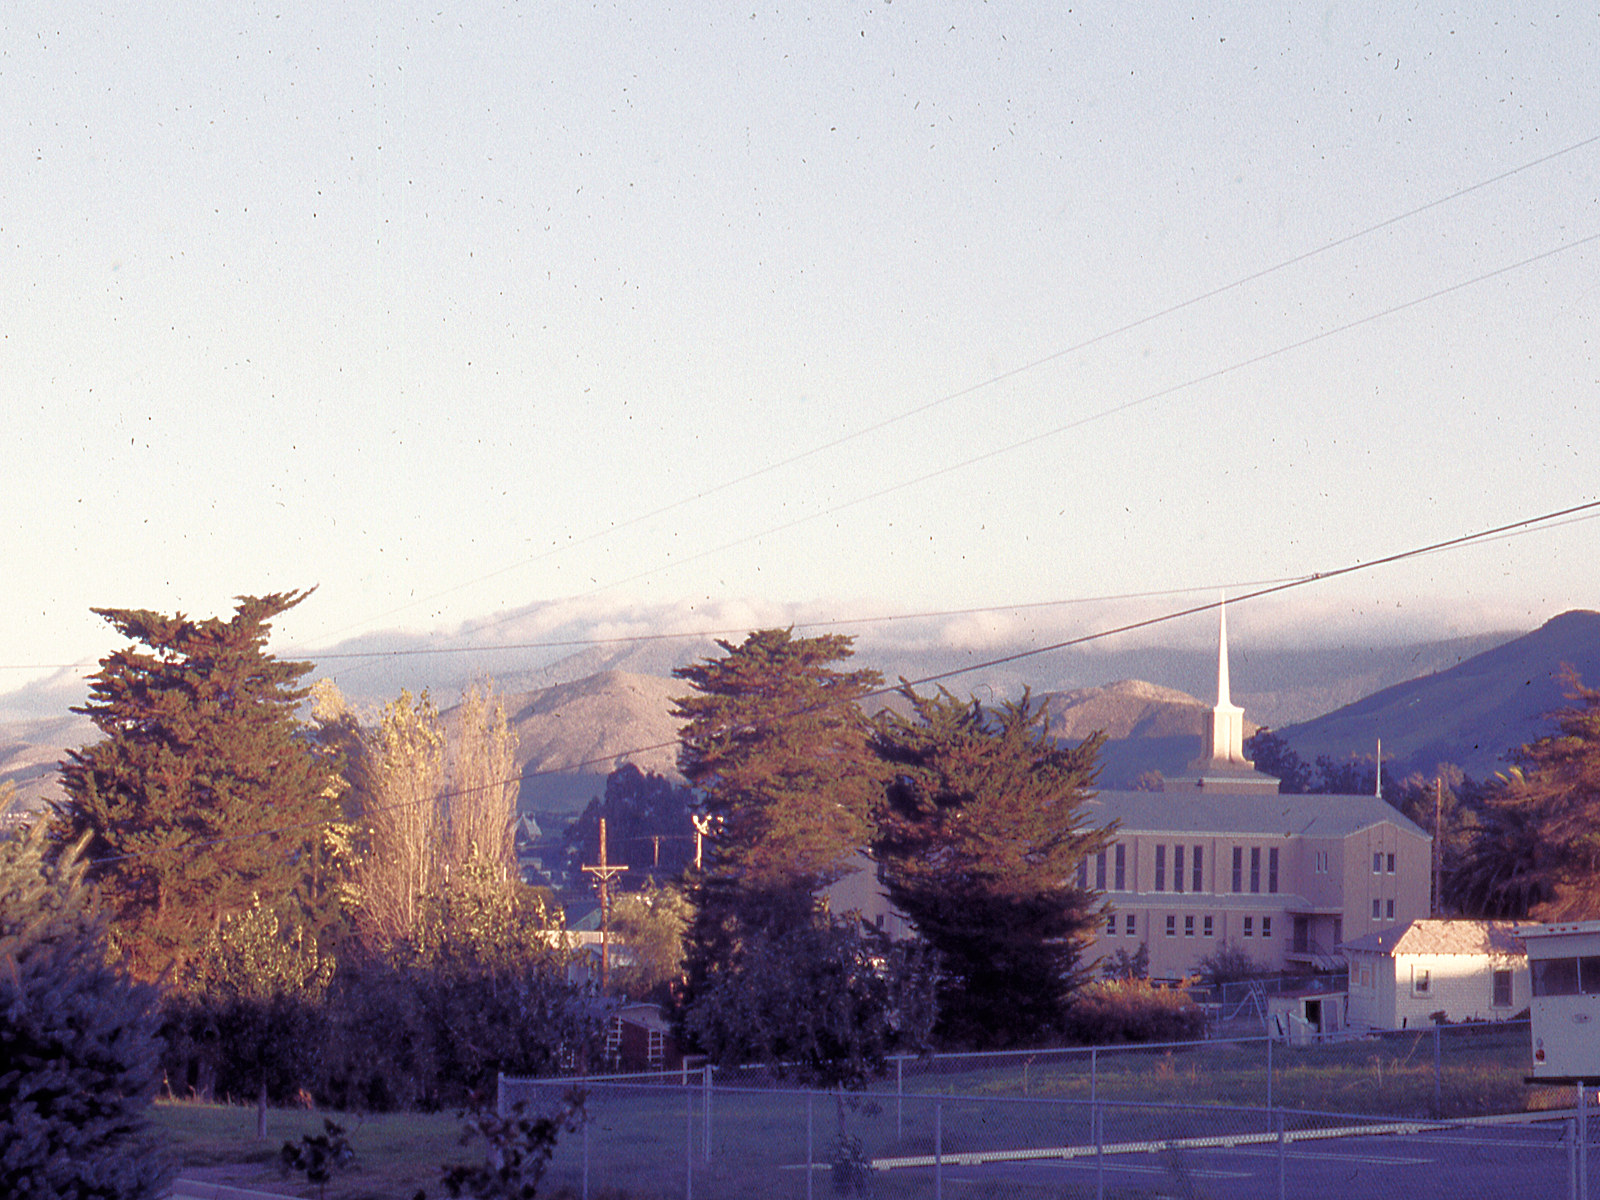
[582, 817, 628, 992]
[691, 813, 713, 871]
[1433, 776, 1443, 917]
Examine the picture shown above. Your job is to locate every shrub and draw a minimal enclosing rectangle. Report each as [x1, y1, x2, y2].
[1195, 939, 1265, 986]
[1062, 979, 1206, 1045]
[0, 825, 174, 1197]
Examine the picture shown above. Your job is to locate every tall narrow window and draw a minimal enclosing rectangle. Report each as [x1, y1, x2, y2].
[1243, 917, 1254, 938]
[1095, 851, 1107, 890]
[1106, 914, 1117, 936]
[1125, 913, 1136, 936]
[1155, 845, 1166, 892]
[1114, 843, 1126, 891]
[1268, 847, 1279, 894]
[1203, 915, 1214, 937]
[1373, 852, 1382, 874]
[1173, 845, 1185, 893]
[1372, 899, 1381, 919]
[1386, 853, 1396, 874]
[1250, 847, 1261, 894]
[1165, 914, 1176, 937]
[1261, 916, 1273, 938]
[1077, 859, 1088, 889]
[1192, 845, 1203, 892]
[1493, 970, 1513, 1007]
[1184, 915, 1195, 937]
[1232, 847, 1243, 893]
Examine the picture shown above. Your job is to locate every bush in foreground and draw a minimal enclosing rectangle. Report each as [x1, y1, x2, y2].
[1063, 978, 1206, 1045]
[0, 825, 174, 1197]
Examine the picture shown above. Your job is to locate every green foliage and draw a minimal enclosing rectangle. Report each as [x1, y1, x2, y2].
[563, 764, 697, 883]
[61, 590, 333, 980]
[1193, 940, 1264, 987]
[873, 686, 1109, 1048]
[1062, 979, 1206, 1045]
[280, 1119, 355, 1196]
[1481, 671, 1600, 919]
[353, 689, 447, 951]
[607, 879, 690, 1000]
[439, 1093, 585, 1200]
[1101, 942, 1150, 981]
[0, 824, 175, 1198]
[673, 629, 885, 894]
[682, 905, 935, 1091]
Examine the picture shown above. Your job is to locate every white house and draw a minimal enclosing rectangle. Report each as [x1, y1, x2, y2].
[1341, 919, 1528, 1030]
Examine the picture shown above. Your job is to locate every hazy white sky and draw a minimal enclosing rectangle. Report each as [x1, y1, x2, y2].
[3, 2, 1596, 693]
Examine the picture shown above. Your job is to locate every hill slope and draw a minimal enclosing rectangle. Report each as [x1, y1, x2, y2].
[1275, 610, 1600, 781]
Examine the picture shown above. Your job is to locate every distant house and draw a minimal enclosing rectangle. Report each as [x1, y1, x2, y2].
[1340, 919, 1528, 1030]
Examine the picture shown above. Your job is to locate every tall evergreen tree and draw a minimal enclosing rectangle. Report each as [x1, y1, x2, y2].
[672, 629, 885, 894]
[1479, 670, 1600, 920]
[873, 686, 1109, 1049]
[672, 630, 888, 1057]
[61, 590, 331, 981]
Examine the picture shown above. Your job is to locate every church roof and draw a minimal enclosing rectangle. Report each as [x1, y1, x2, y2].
[1340, 919, 1525, 958]
[1084, 789, 1431, 841]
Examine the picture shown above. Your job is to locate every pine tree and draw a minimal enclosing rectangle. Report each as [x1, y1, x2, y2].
[673, 630, 889, 1061]
[873, 686, 1109, 1049]
[1482, 670, 1600, 920]
[673, 629, 885, 894]
[0, 824, 174, 1197]
[61, 591, 332, 980]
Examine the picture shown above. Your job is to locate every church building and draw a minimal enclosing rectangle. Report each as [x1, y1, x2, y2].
[1078, 606, 1434, 981]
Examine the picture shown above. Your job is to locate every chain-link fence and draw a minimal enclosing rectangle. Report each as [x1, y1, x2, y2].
[499, 1022, 1588, 1198]
[496, 1074, 1600, 1199]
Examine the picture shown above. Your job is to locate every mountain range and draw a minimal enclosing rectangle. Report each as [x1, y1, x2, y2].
[5, 610, 1595, 821]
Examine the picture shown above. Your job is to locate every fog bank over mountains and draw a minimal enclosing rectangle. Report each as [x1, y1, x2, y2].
[2, 592, 1525, 729]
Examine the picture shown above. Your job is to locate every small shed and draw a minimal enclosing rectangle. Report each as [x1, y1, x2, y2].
[1267, 988, 1347, 1043]
[1340, 919, 1528, 1031]
[1515, 920, 1600, 1083]
[605, 1002, 683, 1073]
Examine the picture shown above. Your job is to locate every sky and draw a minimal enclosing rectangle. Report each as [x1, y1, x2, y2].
[3, 2, 1597, 709]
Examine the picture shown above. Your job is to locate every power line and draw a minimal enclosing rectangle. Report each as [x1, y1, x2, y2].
[444, 228, 1600, 631]
[82, 498, 1600, 867]
[298, 133, 1600, 651]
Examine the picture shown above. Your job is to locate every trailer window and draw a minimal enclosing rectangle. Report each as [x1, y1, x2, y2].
[1581, 957, 1600, 993]
[1533, 957, 1581, 997]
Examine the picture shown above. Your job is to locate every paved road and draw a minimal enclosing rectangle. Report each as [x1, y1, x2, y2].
[908, 1124, 1582, 1199]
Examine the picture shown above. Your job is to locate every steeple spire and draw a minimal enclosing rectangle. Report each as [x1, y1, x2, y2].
[1217, 597, 1233, 710]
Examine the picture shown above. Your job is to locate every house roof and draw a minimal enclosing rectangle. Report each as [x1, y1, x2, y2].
[1340, 919, 1526, 958]
[1084, 789, 1431, 840]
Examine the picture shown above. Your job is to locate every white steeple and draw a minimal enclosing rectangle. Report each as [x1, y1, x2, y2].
[1205, 598, 1246, 763]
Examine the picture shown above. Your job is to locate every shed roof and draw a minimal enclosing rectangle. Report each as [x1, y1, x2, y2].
[1084, 789, 1431, 840]
[1340, 919, 1525, 958]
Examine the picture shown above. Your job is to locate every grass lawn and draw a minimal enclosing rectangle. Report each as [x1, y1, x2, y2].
[152, 1101, 472, 1199]
[156, 1027, 1560, 1199]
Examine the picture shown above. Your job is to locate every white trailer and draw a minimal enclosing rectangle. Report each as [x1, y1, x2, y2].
[1517, 920, 1600, 1082]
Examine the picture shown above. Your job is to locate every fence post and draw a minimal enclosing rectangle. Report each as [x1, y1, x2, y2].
[1571, 1117, 1579, 1200]
[1580, 1083, 1589, 1200]
[1265, 1035, 1274, 1128]
[896, 1055, 904, 1141]
[1277, 1111, 1286, 1200]
[806, 1091, 814, 1200]
[935, 1098, 943, 1200]
[685, 1083, 694, 1200]
[702, 1065, 712, 1164]
[1433, 1024, 1443, 1118]
[1094, 1101, 1104, 1200]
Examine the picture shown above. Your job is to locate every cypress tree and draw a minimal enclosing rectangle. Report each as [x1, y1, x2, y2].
[873, 686, 1109, 1049]
[61, 590, 332, 980]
